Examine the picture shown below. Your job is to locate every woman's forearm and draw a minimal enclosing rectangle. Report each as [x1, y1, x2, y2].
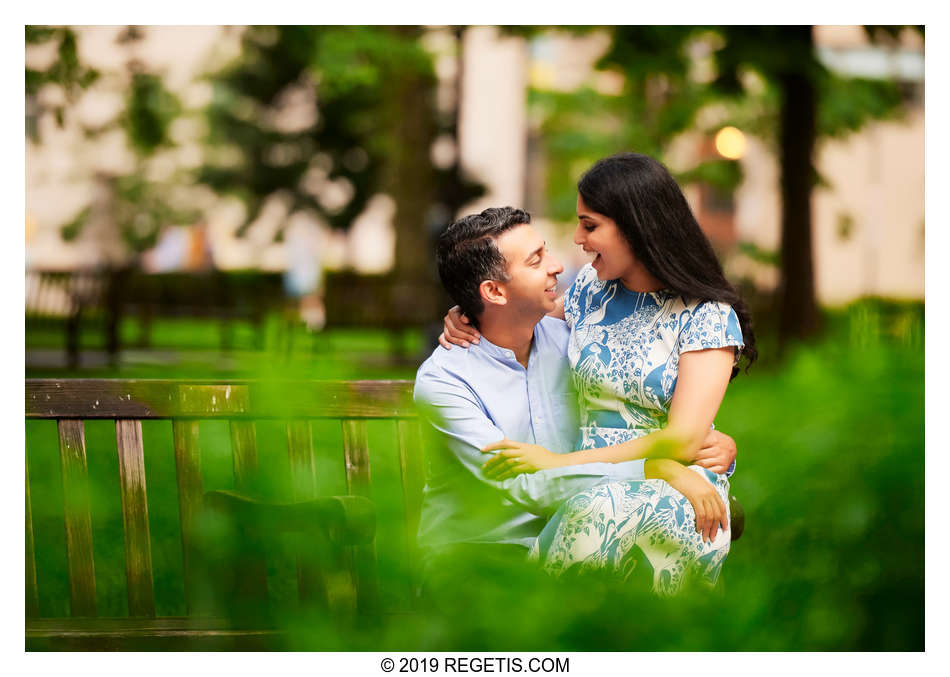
[566, 434, 658, 465]
[559, 426, 703, 466]
[556, 347, 735, 469]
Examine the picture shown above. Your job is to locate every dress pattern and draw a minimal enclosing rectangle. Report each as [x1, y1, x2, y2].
[532, 263, 744, 594]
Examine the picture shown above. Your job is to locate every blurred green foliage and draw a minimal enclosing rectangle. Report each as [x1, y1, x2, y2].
[25, 299, 923, 650]
[25, 26, 100, 135]
[27, 26, 198, 254]
[531, 26, 911, 222]
[123, 70, 182, 156]
[199, 26, 439, 238]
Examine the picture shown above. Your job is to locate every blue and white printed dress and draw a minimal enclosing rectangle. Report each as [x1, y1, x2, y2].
[533, 263, 744, 595]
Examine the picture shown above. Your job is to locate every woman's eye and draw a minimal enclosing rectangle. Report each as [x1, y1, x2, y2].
[584, 224, 596, 233]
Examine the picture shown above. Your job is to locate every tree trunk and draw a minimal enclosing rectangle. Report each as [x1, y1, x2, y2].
[385, 27, 436, 278]
[777, 26, 821, 343]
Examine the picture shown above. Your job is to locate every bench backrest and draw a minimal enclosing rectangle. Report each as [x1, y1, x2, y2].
[25, 379, 424, 621]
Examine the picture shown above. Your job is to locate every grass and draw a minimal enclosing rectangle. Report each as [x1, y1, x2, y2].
[25, 300, 924, 650]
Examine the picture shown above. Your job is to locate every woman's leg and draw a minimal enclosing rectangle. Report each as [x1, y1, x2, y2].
[533, 471, 731, 595]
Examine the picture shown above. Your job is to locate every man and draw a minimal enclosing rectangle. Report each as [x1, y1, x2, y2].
[413, 206, 736, 597]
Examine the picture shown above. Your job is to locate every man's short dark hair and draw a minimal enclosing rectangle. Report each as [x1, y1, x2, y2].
[436, 206, 531, 329]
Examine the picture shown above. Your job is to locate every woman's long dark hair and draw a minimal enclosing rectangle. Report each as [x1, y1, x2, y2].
[578, 152, 757, 376]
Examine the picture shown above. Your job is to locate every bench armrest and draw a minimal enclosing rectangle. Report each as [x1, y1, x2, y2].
[203, 490, 376, 546]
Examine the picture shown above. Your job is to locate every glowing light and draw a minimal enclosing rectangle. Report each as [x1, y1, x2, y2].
[714, 126, 747, 160]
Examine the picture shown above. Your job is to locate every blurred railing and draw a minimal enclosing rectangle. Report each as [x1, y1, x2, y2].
[26, 268, 287, 366]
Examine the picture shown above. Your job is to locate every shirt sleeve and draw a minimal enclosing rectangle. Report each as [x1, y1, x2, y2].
[678, 300, 745, 362]
[413, 367, 645, 517]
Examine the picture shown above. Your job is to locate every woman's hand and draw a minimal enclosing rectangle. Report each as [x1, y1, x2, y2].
[645, 459, 728, 543]
[480, 439, 565, 480]
[438, 305, 481, 349]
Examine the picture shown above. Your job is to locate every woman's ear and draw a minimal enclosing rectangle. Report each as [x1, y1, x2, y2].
[479, 279, 508, 307]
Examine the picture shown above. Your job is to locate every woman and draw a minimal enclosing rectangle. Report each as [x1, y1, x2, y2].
[441, 152, 757, 594]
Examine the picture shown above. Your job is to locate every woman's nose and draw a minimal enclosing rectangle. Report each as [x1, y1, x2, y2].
[573, 224, 585, 245]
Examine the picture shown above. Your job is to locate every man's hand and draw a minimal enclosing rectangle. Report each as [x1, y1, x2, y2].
[692, 429, 737, 474]
[645, 459, 727, 543]
[438, 305, 481, 349]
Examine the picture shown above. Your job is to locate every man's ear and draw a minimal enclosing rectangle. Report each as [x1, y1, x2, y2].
[479, 279, 508, 307]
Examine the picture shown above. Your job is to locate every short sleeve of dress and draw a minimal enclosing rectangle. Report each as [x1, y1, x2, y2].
[678, 300, 745, 361]
[563, 263, 596, 329]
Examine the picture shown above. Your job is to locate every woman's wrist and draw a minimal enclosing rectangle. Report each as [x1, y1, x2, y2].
[646, 428, 696, 464]
[644, 458, 683, 481]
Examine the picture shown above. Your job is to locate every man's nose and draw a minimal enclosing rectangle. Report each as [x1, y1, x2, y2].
[549, 255, 564, 275]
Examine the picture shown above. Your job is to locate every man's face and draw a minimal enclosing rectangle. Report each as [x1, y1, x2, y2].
[494, 224, 564, 317]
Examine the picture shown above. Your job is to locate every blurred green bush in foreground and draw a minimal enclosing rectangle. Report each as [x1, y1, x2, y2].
[26, 300, 923, 650]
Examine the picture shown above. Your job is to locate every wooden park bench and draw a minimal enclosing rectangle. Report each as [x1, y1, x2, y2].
[25, 378, 745, 650]
[25, 379, 424, 650]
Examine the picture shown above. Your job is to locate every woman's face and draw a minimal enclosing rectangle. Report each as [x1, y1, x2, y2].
[573, 194, 637, 282]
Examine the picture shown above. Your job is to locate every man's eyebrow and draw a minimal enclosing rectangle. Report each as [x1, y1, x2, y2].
[524, 242, 546, 263]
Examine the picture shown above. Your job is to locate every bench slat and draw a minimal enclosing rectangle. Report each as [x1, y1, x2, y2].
[115, 420, 156, 617]
[287, 421, 316, 500]
[397, 419, 425, 532]
[27, 380, 416, 419]
[58, 419, 97, 617]
[172, 420, 203, 614]
[341, 420, 379, 616]
[342, 420, 371, 496]
[286, 420, 329, 606]
[27, 616, 282, 650]
[397, 419, 425, 600]
[230, 421, 258, 492]
[229, 387, 257, 491]
[26, 452, 39, 618]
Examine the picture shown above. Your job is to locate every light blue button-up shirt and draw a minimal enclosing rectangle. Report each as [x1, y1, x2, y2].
[413, 316, 646, 552]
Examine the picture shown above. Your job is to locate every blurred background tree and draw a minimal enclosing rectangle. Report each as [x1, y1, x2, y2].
[27, 26, 199, 261]
[27, 25, 486, 278]
[198, 25, 483, 279]
[531, 25, 920, 345]
[25, 25, 923, 362]
[26, 26, 100, 137]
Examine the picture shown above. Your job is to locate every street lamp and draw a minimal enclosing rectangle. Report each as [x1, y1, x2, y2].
[714, 126, 747, 160]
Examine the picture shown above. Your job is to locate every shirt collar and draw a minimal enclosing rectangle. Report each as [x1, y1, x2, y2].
[476, 333, 520, 363]
[476, 323, 546, 366]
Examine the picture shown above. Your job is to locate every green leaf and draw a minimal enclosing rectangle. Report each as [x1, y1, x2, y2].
[676, 158, 743, 193]
[122, 71, 182, 155]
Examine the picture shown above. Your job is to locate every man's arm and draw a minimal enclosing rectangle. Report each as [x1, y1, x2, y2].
[413, 370, 645, 517]
[439, 297, 564, 350]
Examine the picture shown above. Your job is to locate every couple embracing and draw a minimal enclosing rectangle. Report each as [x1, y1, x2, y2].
[413, 152, 757, 602]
